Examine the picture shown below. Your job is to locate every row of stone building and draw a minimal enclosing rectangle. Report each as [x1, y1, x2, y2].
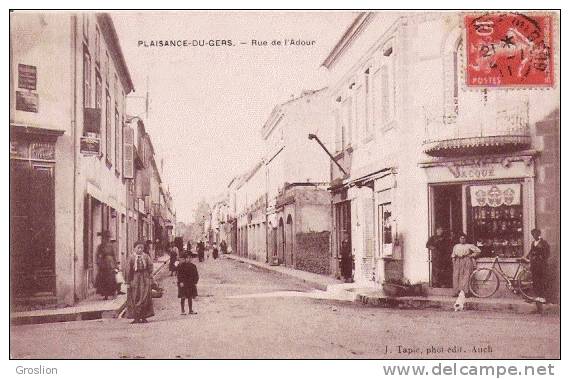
[208, 11, 560, 300]
[10, 12, 176, 308]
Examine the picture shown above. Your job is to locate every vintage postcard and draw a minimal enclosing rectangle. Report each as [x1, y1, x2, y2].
[9, 9, 560, 364]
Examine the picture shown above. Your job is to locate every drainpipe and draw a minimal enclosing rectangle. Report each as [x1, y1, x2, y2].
[71, 15, 78, 304]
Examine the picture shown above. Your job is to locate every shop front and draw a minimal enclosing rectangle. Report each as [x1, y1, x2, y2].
[422, 155, 536, 292]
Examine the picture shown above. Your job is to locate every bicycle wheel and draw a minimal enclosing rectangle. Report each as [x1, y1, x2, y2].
[515, 267, 534, 300]
[469, 268, 500, 298]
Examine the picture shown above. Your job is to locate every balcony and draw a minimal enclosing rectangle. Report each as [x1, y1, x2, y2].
[423, 98, 531, 157]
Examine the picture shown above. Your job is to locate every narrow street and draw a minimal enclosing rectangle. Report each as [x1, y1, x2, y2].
[10, 257, 560, 359]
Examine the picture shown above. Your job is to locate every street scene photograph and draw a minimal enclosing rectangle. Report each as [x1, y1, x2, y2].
[8, 9, 560, 360]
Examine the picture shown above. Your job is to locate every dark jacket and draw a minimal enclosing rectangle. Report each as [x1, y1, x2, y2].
[529, 239, 550, 262]
[177, 262, 199, 298]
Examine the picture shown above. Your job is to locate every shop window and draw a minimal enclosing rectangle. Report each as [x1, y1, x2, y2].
[468, 183, 523, 258]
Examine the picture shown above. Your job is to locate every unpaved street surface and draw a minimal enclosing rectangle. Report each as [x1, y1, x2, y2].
[10, 257, 560, 359]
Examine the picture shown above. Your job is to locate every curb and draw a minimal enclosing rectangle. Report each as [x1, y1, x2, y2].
[224, 255, 336, 291]
[356, 293, 560, 315]
[11, 260, 169, 326]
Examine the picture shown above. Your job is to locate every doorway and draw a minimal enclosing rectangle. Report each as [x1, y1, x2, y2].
[430, 184, 463, 288]
[10, 160, 56, 298]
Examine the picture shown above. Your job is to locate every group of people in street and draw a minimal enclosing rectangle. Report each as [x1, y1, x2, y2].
[426, 227, 551, 307]
[92, 234, 235, 322]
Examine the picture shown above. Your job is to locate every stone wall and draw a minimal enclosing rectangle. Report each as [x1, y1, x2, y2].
[294, 231, 331, 275]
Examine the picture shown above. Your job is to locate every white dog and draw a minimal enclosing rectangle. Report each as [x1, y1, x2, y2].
[454, 290, 466, 311]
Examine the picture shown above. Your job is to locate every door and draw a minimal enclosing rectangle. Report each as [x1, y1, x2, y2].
[430, 184, 462, 288]
[286, 215, 294, 267]
[10, 160, 56, 298]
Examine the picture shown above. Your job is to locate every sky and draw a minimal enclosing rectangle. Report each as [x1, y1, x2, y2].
[113, 11, 356, 223]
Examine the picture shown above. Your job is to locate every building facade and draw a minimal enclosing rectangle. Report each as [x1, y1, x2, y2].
[323, 12, 559, 298]
[263, 90, 334, 274]
[10, 13, 134, 306]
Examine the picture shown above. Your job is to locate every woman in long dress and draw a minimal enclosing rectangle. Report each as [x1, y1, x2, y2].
[126, 241, 155, 324]
[95, 230, 117, 300]
[452, 233, 481, 296]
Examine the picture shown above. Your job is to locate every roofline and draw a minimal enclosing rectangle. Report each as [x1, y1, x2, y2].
[321, 12, 375, 69]
[97, 13, 135, 94]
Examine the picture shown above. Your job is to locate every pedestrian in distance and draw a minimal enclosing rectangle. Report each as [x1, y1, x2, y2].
[186, 240, 192, 256]
[197, 239, 205, 262]
[220, 240, 228, 255]
[177, 253, 199, 315]
[95, 230, 118, 300]
[169, 243, 179, 276]
[212, 243, 219, 260]
[126, 240, 155, 324]
[340, 233, 353, 283]
[451, 233, 481, 297]
[524, 228, 550, 311]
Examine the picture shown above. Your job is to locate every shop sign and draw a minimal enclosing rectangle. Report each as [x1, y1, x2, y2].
[465, 12, 554, 87]
[80, 136, 101, 156]
[447, 164, 496, 179]
[18, 64, 37, 90]
[30, 142, 55, 161]
[16, 91, 39, 112]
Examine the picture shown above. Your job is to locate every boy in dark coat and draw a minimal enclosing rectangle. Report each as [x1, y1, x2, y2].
[177, 254, 199, 315]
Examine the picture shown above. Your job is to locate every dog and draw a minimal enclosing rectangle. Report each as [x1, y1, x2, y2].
[454, 290, 466, 312]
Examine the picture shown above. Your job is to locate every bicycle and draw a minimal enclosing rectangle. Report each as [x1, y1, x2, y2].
[468, 256, 543, 303]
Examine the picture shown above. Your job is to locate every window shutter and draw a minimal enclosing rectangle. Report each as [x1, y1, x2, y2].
[123, 126, 134, 179]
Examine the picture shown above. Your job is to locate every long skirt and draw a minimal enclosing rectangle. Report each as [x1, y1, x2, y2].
[96, 268, 117, 297]
[453, 257, 475, 295]
[126, 271, 155, 320]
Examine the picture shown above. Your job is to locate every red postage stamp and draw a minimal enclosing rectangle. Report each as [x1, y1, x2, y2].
[465, 12, 554, 87]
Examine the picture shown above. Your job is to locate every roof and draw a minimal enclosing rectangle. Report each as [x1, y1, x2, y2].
[96, 13, 135, 94]
[321, 12, 375, 69]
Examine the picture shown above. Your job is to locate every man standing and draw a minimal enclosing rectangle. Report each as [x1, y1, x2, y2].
[526, 228, 550, 306]
[426, 227, 451, 287]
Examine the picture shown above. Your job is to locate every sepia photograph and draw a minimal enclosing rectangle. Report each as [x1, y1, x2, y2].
[8, 8, 560, 362]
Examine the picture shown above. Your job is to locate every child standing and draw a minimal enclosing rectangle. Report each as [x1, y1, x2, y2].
[177, 253, 199, 315]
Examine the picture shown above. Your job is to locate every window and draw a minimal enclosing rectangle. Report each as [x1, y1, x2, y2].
[105, 52, 109, 86]
[333, 107, 342, 152]
[364, 70, 373, 139]
[373, 43, 396, 131]
[378, 203, 393, 257]
[95, 27, 101, 66]
[341, 97, 352, 147]
[355, 83, 367, 142]
[83, 49, 91, 108]
[468, 183, 523, 258]
[115, 109, 120, 172]
[95, 74, 102, 110]
[105, 91, 112, 164]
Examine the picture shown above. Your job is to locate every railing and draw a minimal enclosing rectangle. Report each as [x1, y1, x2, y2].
[423, 96, 531, 157]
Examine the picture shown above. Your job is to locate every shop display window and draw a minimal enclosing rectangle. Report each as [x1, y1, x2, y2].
[468, 183, 523, 258]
